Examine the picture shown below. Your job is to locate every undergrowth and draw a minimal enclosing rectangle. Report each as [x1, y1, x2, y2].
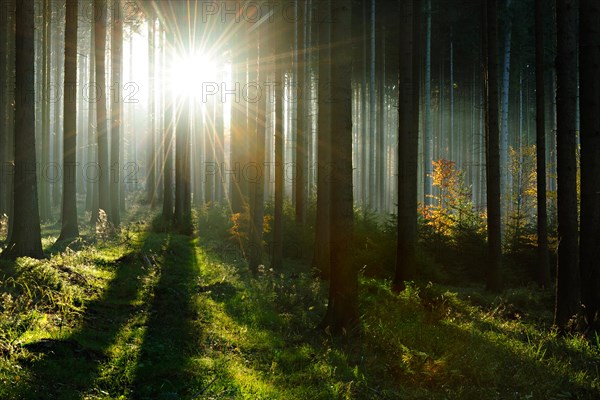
[0, 219, 598, 399]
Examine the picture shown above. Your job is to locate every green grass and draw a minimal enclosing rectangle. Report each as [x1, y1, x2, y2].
[1, 220, 599, 399]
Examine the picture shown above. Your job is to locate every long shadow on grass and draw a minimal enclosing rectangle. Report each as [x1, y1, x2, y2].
[130, 234, 202, 399]
[199, 249, 600, 399]
[14, 241, 154, 400]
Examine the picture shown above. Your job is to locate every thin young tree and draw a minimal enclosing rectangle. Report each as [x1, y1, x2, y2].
[320, 0, 357, 333]
[554, 0, 580, 327]
[579, 0, 600, 329]
[1, 0, 44, 259]
[483, 0, 502, 291]
[57, 0, 79, 241]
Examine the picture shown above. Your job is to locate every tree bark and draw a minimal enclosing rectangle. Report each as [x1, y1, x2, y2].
[146, 12, 156, 207]
[248, 23, 266, 273]
[534, 0, 550, 288]
[394, 0, 420, 291]
[295, 0, 306, 227]
[39, 0, 51, 221]
[271, 5, 286, 270]
[161, 31, 174, 224]
[579, 0, 600, 329]
[94, 0, 111, 223]
[110, 0, 123, 227]
[500, 0, 513, 214]
[554, 0, 580, 327]
[2, 0, 44, 259]
[58, 0, 79, 241]
[0, 0, 9, 220]
[483, 0, 502, 291]
[320, 0, 357, 333]
[312, 0, 332, 278]
[423, 0, 433, 205]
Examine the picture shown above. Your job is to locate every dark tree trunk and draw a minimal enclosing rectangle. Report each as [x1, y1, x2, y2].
[320, 0, 357, 333]
[312, 0, 332, 278]
[174, 94, 192, 234]
[2, 0, 44, 259]
[394, 0, 420, 291]
[579, 0, 600, 329]
[484, 0, 502, 291]
[534, 0, 550, 288]
[554, 0, 580, 327]
[161, 31, 175, 224]
[0, 2, 9, 221]
[57, 0, 79, 241]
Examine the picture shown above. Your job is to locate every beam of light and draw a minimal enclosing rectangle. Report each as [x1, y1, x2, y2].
[170, 52, 219, 101]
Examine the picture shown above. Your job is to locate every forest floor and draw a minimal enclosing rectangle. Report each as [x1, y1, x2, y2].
[1, 216, 600, 399]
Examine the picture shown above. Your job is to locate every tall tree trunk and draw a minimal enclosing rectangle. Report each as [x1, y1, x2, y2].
[423, 0, 433, 205]
[0, 1, 9, 220]
[39, 0, 51, 221]
[320, 0, 357, 333]
[52, 9, 63, 213]
[535, 0, 550, 288]
[86, 24, 96, 214]
[312, 0, 332, 278]
[2, 0, 44, 259]
[161, 31, 174, 224]
[368, 0, 376, 208]
[450, 38, 455, 163]
[94, 0, 111, 223]
[579, 0, 600, 329]
[271, 7, 287, 270]
[146, 13, 156, 207]
[394, 0, 420, 291]
[214, 68, 225, 203]
[295, 0, 306, 227]
[360, 0, 368, 207]
[484, 0, 502, 291]
[377, 23, 386, 211]
[229, 28, 246, 215]
[174, 94, 192, 234]
[110, 0, 123, 226]
[500, 0, 513, 215]
[249, 24, 266, 273]
[58, 0, 79, 241]
[554, 0, 580, 327]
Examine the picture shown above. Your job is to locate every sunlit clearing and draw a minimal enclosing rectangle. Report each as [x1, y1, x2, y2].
[170, 53, 219, 100]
